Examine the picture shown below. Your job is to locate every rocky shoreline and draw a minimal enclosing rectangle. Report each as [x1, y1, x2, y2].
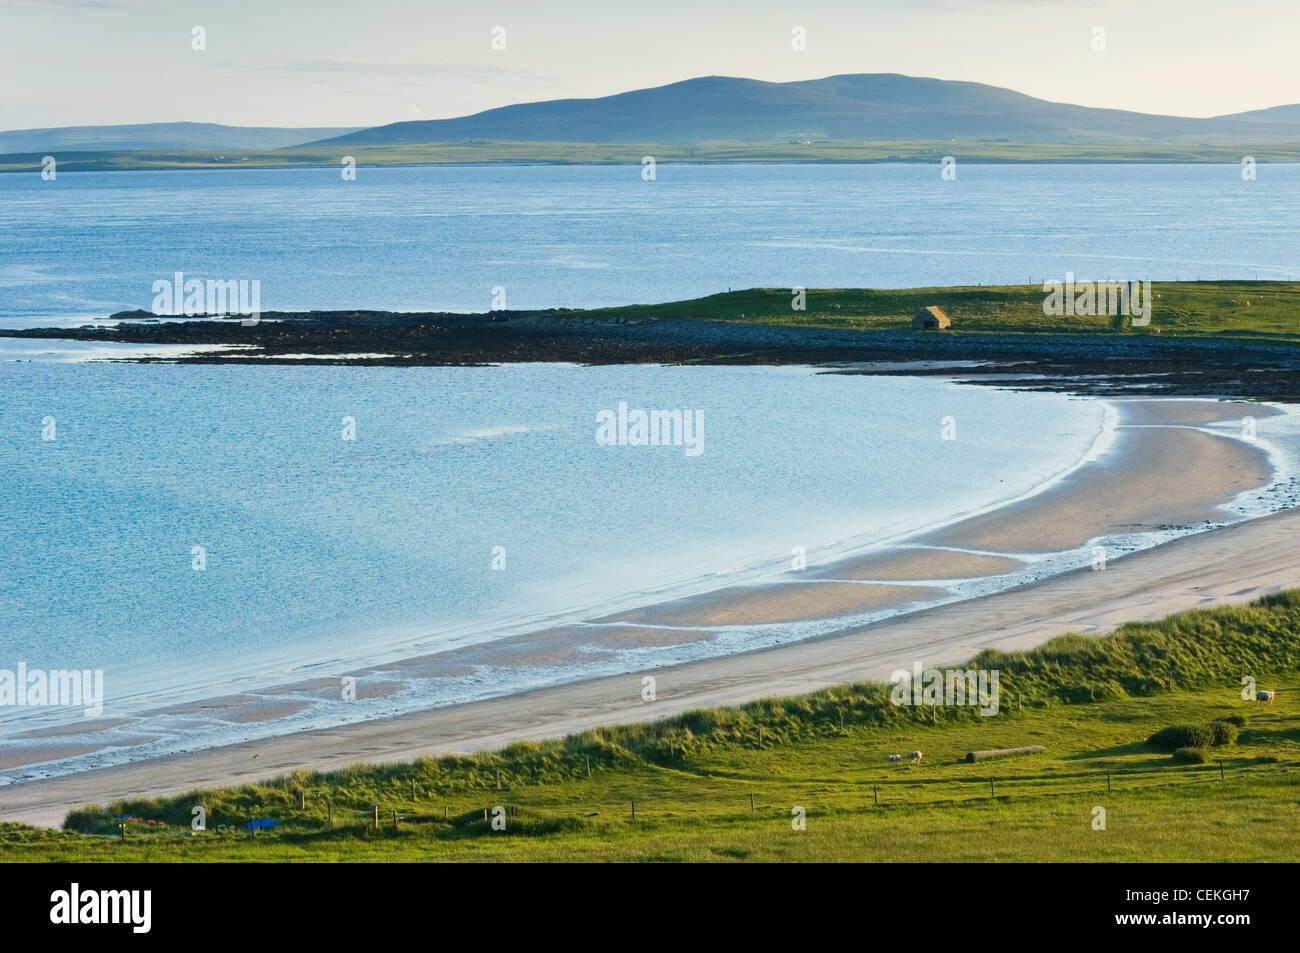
[6, 308, 1300, 401]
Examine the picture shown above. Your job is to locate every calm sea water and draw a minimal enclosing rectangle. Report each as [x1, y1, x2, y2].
[1, 163, 1298, 326]
[0, 362, 1107, 720]
[3, 162, 1299, 775]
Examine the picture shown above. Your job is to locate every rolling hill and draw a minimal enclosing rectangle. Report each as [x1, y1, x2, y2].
[314, 74, 1300, 146]
[0, 122, 362, 154]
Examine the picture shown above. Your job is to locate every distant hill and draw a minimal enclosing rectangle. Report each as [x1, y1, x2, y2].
[0, 122, 362, 154]
[314, 74, 1300, 146]
[1216, 104, 1300, 126]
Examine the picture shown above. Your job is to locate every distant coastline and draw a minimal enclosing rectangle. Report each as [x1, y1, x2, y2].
[11, 71, 1300, 173]
[6, 143, 1300, 174]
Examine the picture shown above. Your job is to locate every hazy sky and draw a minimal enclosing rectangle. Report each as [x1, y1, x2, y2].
[2, 0, 1296, 130]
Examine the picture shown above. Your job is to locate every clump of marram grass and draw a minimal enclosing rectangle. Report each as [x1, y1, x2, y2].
[64, 806, 104, 835]
[1147, 720, 1240, 751]
[1207, 720, 1240, 746]
[1220, 713, 1248, 728]
[1147, 724, 1215, 750]
[1173, 747, 1210, 764]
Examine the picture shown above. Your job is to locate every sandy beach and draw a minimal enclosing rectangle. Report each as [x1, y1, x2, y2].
[1, 395, 1296, 827]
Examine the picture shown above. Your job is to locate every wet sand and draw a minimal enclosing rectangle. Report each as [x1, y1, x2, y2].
[600, 582, 942, 627]
[919, 426, 1269, 553]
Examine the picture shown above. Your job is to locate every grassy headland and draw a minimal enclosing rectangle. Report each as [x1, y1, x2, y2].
[24, 280, 1300, 340]
[8, 281, 1300, 399]
[3, 590, 1298, 862]
[578, 281, 1300, 340]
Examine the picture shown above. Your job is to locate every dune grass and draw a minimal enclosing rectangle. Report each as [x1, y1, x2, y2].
[0, 591, 1297, 861]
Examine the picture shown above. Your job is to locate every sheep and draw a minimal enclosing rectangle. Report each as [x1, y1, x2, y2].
[1257, 690, 1275, 702]
[908, 750, 923, 765]
[887, 754, 902, 764]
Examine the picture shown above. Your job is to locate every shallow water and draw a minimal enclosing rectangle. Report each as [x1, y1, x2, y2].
[0, 363, 1101, 715]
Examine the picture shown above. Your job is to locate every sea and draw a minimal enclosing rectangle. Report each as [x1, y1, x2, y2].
[2, 162, 1298, 778]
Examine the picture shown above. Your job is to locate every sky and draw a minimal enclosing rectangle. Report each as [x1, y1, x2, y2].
[1, 0, 1297, 130]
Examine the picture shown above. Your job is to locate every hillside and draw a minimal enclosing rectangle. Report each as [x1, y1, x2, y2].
[316, 73, 1300, 146]
[0, 122, 361, 153]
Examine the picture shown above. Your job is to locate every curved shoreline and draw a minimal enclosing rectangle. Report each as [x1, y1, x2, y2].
[3, 498, 1298, 830]
[0, 386, 1113, 769]
[0, 373, 1109, 739]
[0, 396, 1294, 821]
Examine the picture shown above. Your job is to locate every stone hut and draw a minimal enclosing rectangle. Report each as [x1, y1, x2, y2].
[912, 306, 951, 330]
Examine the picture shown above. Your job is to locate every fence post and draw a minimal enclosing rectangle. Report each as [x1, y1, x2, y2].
[990, 777, 995, 798]
[298, 790, 305, 811]
[586, 755, 591, 778]
[1107, 769, 1111, 793]
[371, 804, 379, 830]
[873, 785, 878, 806]
[631, 799, 636, 821]
[749, 793, 755, 812]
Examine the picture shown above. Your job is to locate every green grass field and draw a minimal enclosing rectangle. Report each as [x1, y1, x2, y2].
[579, 282, 1300, 341]
[2, 591, 1298, 862]
[6, 139, 1300, 173]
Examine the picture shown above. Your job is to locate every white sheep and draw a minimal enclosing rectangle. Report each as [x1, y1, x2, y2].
[887, 754, 902, 764]
[908, 750, 923, 765]
[1257, 690, 1275, 702]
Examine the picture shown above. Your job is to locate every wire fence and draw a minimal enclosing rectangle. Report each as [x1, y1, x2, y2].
[209, 756, 1291, 835]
